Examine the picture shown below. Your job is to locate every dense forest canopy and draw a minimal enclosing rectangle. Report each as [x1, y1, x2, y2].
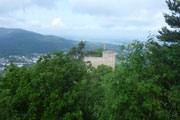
[0, 0, 180, 119]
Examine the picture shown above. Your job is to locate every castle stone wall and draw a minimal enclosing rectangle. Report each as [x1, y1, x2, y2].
[84, 51, 115, 69]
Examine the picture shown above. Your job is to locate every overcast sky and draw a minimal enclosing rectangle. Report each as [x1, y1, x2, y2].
[0, 0, 168, 43]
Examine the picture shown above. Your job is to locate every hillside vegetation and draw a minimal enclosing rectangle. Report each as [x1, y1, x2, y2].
[0, 28, 120, 57]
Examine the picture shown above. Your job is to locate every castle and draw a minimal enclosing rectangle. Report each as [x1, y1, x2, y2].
[84, 44, 115, 69]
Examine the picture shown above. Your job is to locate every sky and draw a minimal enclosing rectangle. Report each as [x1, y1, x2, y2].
[0, 0, 169, 43]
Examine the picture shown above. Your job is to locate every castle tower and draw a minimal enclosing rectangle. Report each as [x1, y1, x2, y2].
[84, 44, 115, 70]
[104, 43, 106, 50]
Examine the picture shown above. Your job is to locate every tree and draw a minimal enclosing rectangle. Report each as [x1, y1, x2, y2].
[0, 52, 89, 120]
[0, 41, 111, 120]
[85, 48, 104, 57]
[98, 41, 168, 120]
[157, 0, 180, 43]
[68, 41, 86, 60]
[80, 65, 113, 120]
[156, 0, 180, 119]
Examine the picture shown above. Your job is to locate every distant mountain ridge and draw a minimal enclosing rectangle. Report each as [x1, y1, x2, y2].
[0, 28, 120, 57]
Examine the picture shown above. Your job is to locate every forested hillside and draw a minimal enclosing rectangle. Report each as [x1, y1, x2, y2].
[0, 0, 180, 120]
[0, 28, 120, 57]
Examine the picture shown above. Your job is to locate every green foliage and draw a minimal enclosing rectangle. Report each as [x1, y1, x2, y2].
[80, 65, 113, 120]
[156, 1, 180, 118]
[95, 35, 180, 120]
[157, 0, 180, 43]
[68, 41, 86, 60]
[97, 41, 165, 120]
[146, 41, 180, 119]
[1, 39, 180, 120]
[85, 48, 104, 57]
[0, 52, 88, 119]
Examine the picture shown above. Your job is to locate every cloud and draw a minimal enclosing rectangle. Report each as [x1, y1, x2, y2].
[51, 18, 64, 26]
[0, 17, 7, 21]
[67, 0, 167, 32]
[0, 0, 169, 42]
[29, 20, 40, 26]
[0, 0, 58, 13]
[68, 0, 167, 16]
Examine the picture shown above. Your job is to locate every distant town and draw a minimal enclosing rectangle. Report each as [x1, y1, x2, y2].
[0, 54, 42, 72]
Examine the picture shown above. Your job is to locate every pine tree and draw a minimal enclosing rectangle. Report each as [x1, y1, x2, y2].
[157, 0, 180, 43]
[155, 1, 180, 119]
